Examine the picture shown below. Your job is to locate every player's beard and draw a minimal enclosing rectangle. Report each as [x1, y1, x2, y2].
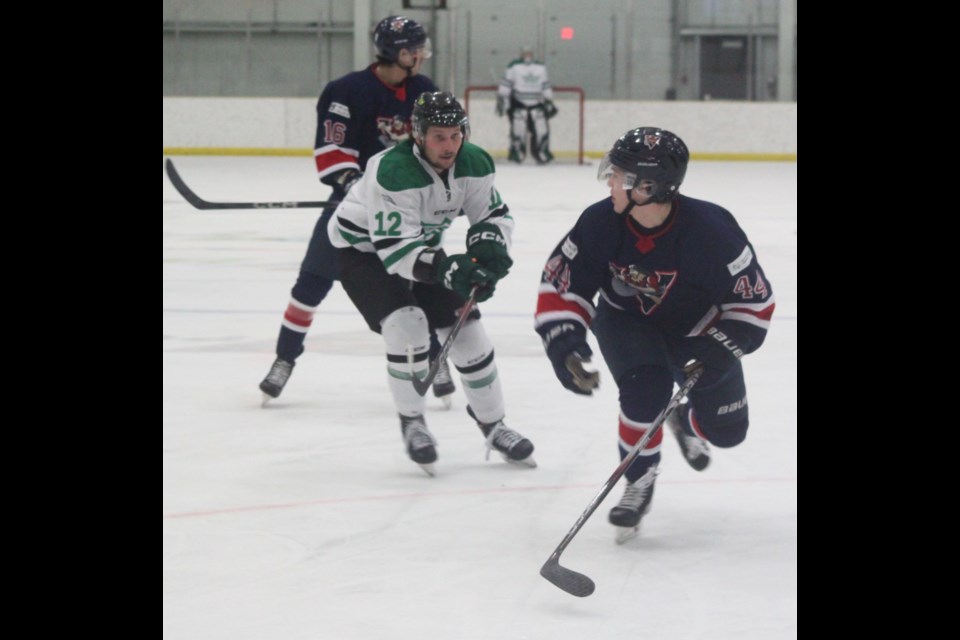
[428, 154, 455, 171]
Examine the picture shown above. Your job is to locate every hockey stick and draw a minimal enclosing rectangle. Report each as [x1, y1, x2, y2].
[164, 158, 338, 210]
[539, 366, 704, 597]
[409, 286, 480, 396]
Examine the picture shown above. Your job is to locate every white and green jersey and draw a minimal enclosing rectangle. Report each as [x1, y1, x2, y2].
[328, 139, 513, 281]
[498, 59, 553, 107]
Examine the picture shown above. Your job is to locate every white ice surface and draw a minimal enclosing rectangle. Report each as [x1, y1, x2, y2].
[163, 156, 797, 640]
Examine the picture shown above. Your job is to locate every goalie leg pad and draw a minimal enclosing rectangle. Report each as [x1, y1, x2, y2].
[382, 306, 430, 417]
[529, 109, 553, 163]
[509, 110, 528, 161]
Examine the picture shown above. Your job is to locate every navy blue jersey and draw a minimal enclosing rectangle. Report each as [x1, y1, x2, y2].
[535, 194, 775, 356]
[313, 65, 436, 188]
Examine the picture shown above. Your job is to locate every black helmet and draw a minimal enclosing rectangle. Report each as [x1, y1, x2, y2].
[411, 91, 470, 140]
[373, 16, 429, 63]
[601, 127, 689, 203]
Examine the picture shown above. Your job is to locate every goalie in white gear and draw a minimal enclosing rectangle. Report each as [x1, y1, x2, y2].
[496, 46, 557, 164]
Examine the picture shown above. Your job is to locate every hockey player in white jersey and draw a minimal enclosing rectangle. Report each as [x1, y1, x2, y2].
[496, 46, 557, 164]
[328, 91, 536, 476]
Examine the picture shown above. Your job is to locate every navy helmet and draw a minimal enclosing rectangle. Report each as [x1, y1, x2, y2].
[373, 16, 429, 63]
[599, 127, 689, 203]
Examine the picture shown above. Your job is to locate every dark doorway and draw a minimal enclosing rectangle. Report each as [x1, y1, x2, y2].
[701, 36, 747, 100]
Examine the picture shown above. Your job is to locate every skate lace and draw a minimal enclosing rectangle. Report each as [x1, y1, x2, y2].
[403, 418, 436, 450]
[433, 359, 452, 385]
[619, 468, 658, 510]
[484, 422, 523, 461]
[671, 408, 709, 460]
[265, 359, 293, 385]
[681, 432, 710, 458]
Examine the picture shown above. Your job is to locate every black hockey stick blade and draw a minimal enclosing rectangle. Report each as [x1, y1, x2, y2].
[538, 366, 704, 597]
[410, 286, 479, 396]
[540, 557, 595, 597]
[164, 158, 336, 210]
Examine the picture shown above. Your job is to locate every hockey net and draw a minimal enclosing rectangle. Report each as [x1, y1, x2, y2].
[464, 85, 585, 165]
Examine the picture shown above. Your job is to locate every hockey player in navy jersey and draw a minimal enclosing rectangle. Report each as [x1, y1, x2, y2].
[534, 127, 775, 542]
[329, 92, 535, 476]
[260, 16, 457, 405]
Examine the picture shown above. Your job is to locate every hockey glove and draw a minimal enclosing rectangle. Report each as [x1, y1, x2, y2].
[495, 96, 507, 117]
[334, 169, 363, 195]
[437, 254, 497, 302]
[688, 326, 744, 388]
[466, 222, 513, 279]
[540, 322, 599, 396]
[543, 100, 558, 119]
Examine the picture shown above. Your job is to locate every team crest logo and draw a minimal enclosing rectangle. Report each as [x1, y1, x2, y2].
[390, 17, 406, 32]
[377, 116, 412, 147]
[609, 263, 677, 314]
[643, 133, 661, 149]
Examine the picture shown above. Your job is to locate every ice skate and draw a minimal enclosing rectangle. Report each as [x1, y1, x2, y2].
[609, 465, 659, 544]
[431, 358, 455, 409]
[668, 403, 710, 471]
[467, 406, 536, 468]
[535, 148, 554, 165]
[400, 414, 438, 477]
[259, 357, 294, 406]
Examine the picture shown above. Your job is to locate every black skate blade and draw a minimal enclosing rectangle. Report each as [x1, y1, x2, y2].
[540, 559, 595, 597]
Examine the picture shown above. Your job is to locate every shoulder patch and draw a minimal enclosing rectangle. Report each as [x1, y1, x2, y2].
[727, 245, 754, 275]
[329, 102, 350, 118]
[377, 142, 433, 191]
[454, 143, 495, 179]
[562, 236, 578, 259]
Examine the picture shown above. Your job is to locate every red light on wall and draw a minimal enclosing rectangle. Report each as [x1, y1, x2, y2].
[560, 27, 574, 40]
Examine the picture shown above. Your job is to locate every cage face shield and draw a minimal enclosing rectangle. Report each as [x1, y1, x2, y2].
[597, 153, 657, 196]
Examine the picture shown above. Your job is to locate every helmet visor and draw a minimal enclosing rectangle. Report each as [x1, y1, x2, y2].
[597, 153, 657, 195]
[410, 37, 432, 60]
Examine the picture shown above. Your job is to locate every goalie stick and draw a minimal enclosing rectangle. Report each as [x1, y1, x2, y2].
[164, 158, 338, 210]
[539, 366, 703, 597]
[408, 286, 479, 396]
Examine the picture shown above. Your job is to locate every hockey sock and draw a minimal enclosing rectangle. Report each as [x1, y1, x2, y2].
[618, 365, 673, 482]
[382, 306, 430, 416]
[443, 320, 504, 423]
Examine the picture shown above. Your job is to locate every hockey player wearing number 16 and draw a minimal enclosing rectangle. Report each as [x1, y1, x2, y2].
[329, 91, 536, 476]
[535, 127, 775, 542]
[258, 16, 458, 406]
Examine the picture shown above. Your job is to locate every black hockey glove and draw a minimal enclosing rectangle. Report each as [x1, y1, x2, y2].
[334, 169, 363, 195]
[543, 100, 558, 119]
[688, 326, 744, 388]
[495, 96, 507, 117]
[466, 222, 513, 279]
[540, 322, 599, 396]
[437, 254, 497, 302]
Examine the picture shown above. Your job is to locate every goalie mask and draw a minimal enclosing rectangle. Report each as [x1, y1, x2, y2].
[598, 127, 689, 205]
